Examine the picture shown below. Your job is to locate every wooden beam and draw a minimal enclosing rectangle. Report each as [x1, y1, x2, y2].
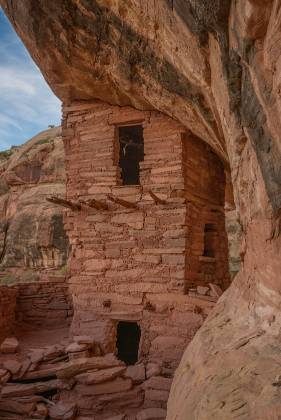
[46, 196, 81, 211]
[107, 194, 137, 209]
[80, 198, 108, 211]
[149, 190, 166, 205]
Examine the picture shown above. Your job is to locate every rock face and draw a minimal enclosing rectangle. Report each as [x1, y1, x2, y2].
[0, 127, 68, 273]
[1, 1, 281, 419]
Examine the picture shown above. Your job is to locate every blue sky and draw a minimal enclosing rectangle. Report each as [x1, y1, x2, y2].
[0, 8, 61, 151]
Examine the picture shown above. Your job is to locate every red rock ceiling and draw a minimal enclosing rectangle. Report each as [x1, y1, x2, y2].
[1, 1, 281, 418]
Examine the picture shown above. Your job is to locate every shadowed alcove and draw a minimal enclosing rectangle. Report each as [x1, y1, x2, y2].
[116, 321, 141, 365]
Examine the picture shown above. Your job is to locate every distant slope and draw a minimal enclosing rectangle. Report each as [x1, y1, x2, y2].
[0, 127, 68, 276]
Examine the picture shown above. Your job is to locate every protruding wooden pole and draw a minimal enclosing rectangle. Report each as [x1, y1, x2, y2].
[149, 190, 166, 205]
[80, 199, 108, 210]
[107, 194, 137, 209]
[46, 196, 81, 211]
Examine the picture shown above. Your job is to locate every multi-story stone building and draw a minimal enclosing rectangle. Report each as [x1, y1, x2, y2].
[62, 100, 230, 375]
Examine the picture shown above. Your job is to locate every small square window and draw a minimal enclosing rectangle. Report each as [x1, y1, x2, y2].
[118, 125, 144, 185]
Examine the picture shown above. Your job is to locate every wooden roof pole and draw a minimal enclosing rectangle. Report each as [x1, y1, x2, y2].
[149, 190, 166, 205]
[107, 194, 138, 209]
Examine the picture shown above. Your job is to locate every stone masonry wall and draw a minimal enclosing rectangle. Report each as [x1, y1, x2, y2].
[15, 277, 73, 326]
[62, 102, 188, 347]
[62, 100, 229, 390]
[0, 277, 72, 343]
[183, 135, 230, 290]
[0, 286, 17, 342]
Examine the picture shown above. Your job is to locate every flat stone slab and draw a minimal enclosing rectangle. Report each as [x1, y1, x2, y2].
[0, 337, 19, 354]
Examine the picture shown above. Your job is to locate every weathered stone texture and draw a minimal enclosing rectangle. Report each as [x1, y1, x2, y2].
[60, 100, 229, 416]
[0, 286, 17, 342]
[15, 277, 73, 326]
[0, 127, 68, 271]
[1, 0, 281, 419]
[0, 277, 72, 341]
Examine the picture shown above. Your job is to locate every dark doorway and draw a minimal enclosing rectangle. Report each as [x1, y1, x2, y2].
[203, 223, 217, 257]
[116, 321, 141, 365]
[118, 125, 144, 185]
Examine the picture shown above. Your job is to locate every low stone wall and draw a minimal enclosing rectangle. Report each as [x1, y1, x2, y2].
[0, 286, 17, 342]
[15, 277, 73, 326]
[0, 277, 73, 342]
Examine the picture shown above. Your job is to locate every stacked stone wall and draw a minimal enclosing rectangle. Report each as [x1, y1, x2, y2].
[62, 101, 229, 382]
[0, 286, 17, 342]
[0, 277, 72, 341]
[15, 277, 73, 326]
[183, 134, 230, 290]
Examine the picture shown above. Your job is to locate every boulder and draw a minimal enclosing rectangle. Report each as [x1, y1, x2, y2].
[0, 337, 19, 354]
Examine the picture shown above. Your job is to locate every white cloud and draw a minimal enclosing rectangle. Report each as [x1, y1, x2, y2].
[0, 114, 23, 130]
[0, 8, 61, 151]
[0, 67, 37, 95]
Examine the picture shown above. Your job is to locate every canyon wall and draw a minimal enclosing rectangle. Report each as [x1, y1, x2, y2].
[0, 127, 68, 277]
[1, 1, 281, 419]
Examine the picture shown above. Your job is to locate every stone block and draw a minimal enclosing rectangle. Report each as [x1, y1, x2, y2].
[125, 363, 146, 383]
[144, 389, 169, 402]
[84, 259, 111, 272]
[75, 377, 132, 396]
[0, 337, 19, 354]
[161, 254, 185, 265]
[209, 283, 223, 298]
[142, 376, 172, 391]
[146, 363, 162, 378]
[197, 285, 210, 295]
[76, 366, 126, 384]
[136, 408, 166, 420]
[49, 401, 77, 420]
[3, 359, 22, 376]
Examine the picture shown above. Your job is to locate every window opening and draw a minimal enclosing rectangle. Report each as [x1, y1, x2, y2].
[203, 223, 217, 257]
[118, 125, 144, 185]
[116, 321, 141, 365]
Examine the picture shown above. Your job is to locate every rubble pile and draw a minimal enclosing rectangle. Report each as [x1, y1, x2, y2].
[0, 335, 170, 419]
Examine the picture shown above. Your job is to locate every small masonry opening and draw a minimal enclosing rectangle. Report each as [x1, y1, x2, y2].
[118, 125, 144, 185]
[203, 223, 217, 257]
[116, 321, 141, 365]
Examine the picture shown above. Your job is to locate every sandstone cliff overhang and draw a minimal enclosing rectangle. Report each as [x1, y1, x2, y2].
[1, 1, 281, 419]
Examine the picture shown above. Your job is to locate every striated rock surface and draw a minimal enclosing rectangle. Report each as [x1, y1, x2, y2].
[0, 126, 68, 273]
[1, 1, 281, 419]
